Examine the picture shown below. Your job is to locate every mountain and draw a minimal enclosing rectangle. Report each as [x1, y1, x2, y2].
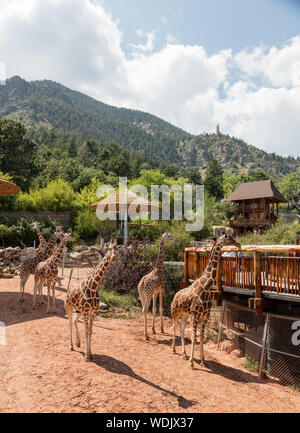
[0, 76, 299, 178]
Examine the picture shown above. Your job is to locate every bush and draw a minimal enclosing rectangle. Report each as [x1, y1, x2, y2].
[0, 216, 58, 247]
[237, 219, 299, 245]
[72, 209, 99, 241]
[101, 241, 153, 292]
[15, 179, 76, 212]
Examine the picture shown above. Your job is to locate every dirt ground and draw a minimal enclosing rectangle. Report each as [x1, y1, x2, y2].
[0, 271, 300, 413]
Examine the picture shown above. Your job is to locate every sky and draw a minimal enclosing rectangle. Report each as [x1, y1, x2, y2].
[0, 0, 300, 157]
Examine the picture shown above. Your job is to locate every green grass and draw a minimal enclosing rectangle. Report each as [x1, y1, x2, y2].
[244, 356, 260, 373]
[99, 288, 140, 317]
[289, 384, 300, 393]
[244, 356, 268, 378]
[205, 329, 218, 344]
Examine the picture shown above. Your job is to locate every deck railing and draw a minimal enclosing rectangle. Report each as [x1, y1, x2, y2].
[182, 245, 300, 314]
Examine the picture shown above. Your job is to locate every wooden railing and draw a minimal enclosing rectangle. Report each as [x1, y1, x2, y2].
[182, 245, 300, 315]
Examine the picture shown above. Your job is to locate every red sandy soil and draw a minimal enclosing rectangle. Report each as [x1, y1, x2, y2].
[0, 272, 300, 413]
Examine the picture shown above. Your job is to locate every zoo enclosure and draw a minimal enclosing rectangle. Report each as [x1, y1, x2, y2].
[218, 301, 300, 386]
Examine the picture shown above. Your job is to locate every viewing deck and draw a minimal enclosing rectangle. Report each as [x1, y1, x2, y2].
[181, 245, 300, 314]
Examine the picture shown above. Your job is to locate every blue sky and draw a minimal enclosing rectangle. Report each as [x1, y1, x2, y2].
[0, 0, 300, 157]
[106, 0, 300, 56]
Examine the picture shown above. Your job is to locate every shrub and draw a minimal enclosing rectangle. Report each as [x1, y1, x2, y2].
[0, 216, 58, 247]
[15, 179, 76, 212]
[101, 241, 153, 292]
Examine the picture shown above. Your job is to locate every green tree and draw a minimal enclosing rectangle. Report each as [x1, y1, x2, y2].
[0, 119, 38, 190]
[248, 169, 270, 181]
[223, 171, 253, 197]
[276, 172, 300, 205]
[204, 159, 224, 200]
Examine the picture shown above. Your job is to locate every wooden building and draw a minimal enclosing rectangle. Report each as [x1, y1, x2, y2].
[226, 180, 287, 233]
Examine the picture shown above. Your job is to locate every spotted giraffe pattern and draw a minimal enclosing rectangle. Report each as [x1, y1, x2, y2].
[64, 239, 118, 361]
[18, 226, 64, 301]
[33, 222, 47, 256]
[138, 232, 175, 340]
[171, 233, 241, 369]
[33, 232, 75, 313]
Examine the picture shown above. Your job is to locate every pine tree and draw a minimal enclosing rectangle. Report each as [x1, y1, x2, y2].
[204, 159, 224, 200]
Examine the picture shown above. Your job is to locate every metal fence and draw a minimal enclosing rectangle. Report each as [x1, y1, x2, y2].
[218, 302, 300, 387]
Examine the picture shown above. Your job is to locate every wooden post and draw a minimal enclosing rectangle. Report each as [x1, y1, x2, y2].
[253, 252, 262, 315]
[215, 256, 223, 306]
[181, 250, 189, 288]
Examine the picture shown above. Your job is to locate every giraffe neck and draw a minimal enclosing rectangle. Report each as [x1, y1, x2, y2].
[194, 241, 225, 294]
[37, 233, 58, 259]
[85, 253, 114, 292]
[49, 237, 67, 267]
[35, 225, 45, 245]
[156, 237, 165, 272]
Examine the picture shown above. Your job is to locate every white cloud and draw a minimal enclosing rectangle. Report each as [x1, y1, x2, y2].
[0, 0, 299, 157]
[129, 30, 156, 55]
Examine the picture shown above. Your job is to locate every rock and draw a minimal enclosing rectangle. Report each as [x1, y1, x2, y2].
[99, 302, 109, 311]
[69, 252, 82, 260]
[231, 349, 243, 358]
[219, 340, 235, 354]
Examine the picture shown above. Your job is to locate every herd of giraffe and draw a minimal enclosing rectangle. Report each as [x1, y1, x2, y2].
[18, 222, 240, 368]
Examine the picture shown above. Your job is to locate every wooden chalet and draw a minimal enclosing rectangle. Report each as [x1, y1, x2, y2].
[226, 180, 287, 233]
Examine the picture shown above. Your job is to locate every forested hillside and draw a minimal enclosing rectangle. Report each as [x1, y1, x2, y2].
[0, 75, 299, 178]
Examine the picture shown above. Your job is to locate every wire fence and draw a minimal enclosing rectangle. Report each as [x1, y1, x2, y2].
[217, 301, 300, 388]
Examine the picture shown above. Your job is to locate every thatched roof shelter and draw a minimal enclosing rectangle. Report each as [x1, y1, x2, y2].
[0, 177, 21, 196]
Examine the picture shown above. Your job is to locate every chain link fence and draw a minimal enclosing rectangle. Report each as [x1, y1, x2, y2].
[217, 301, 300, 388]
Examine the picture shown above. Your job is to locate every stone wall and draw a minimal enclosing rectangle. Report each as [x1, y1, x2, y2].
[1, 211, 73, 226]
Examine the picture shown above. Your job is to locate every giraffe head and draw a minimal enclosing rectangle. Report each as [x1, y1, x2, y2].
[105, 238, 118, 261]
[33, 221, 39, 229]
[218, 233, 241, 249]
[64, 232, 76, 243]
[161, 232, 176, 243]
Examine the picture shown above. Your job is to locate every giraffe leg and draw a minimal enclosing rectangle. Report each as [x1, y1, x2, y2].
[32, 277, 39, 309]
[143, 298, 151, 341]
[172, 316, 178, 354]
[39, 279, 45, 304]
[73, 312, 81, 348]
[46, 283, 51, 314]
[86, 316, 94, 360]
[19, 274, 29, 302]
[189, 317, 198, 369]
[180, 318, 188, 359]
[51, 281, 57, 314]
[199, 320, 206, 366]
[67, 309, 74, 351]
[84, 319, 91, 361]
[152, 294, 157, 334]
[159, 290, 164, 333]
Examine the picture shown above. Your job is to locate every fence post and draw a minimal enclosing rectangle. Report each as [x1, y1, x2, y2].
[259, 313, 270, 380]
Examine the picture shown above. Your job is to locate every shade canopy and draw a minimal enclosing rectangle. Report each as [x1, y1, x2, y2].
[89, 188, 161, 213]
[0, 177, 21, 196]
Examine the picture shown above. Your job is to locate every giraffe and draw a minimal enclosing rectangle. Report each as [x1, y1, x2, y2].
[33, 221, 47, 256]
[65, 239, 118, 361]
[33, 232, 75, 313]
[18, 226, 64, 302]
[138, 232, 175, 341]
[171, 233, 241, 369]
